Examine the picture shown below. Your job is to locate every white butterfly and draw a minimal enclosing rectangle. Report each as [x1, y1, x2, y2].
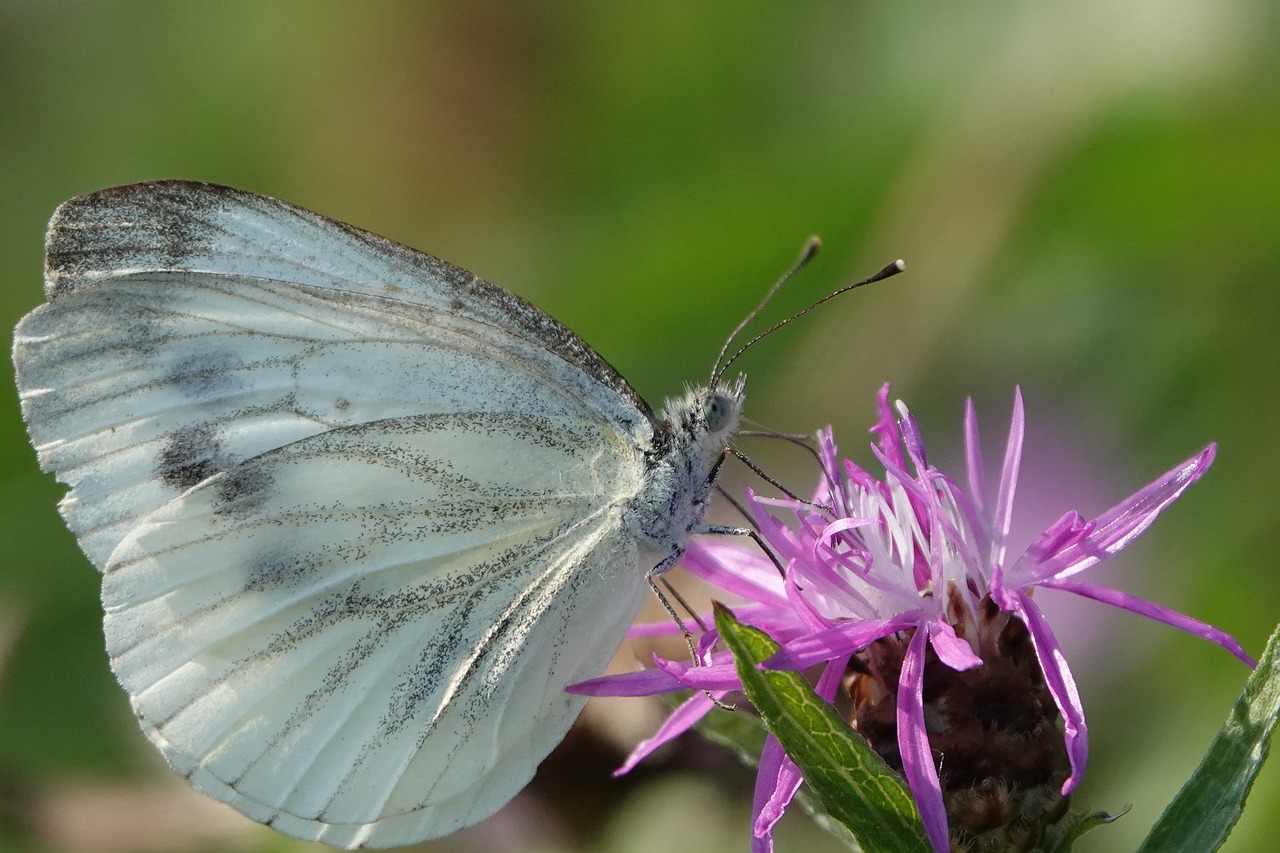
[12, 181, 745, 848]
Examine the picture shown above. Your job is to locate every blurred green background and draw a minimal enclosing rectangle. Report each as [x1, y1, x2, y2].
[1, 2, 1276, 852]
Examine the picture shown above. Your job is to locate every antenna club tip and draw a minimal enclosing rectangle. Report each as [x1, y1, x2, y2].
[866, 258, 906, 283]
[801, 236, 822, 262]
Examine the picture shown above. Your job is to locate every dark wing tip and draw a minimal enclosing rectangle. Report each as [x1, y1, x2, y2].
[43, 181, 262, 298]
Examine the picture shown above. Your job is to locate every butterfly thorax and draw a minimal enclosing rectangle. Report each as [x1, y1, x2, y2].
[628, 375, 745, 566]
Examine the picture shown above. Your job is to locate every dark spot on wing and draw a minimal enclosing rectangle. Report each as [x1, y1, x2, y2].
[242, 541, 303, 592]
[214, 461, 276, 517]
[158, 424, 225, 490]
[169, 349, 244, 401]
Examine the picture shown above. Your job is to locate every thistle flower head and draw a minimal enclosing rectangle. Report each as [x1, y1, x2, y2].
[571, 385, 1253, 853]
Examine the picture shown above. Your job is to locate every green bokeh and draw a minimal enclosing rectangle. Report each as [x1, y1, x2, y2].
[1, 2, 1276, 851]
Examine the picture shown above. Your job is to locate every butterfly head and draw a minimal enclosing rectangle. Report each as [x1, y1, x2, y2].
[654, 372, 745, 495]
[658, 373, 745, 454]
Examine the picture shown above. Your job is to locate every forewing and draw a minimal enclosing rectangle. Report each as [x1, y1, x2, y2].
[103, 413, 649, 848]
[14, 181, 652, 568]
[40, 180, 644, 413]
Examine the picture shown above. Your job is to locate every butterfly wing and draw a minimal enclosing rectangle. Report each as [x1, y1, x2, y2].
[13, 181, 666, 846]
[104, 413, 648, 847]
[14, 180, 653, 568]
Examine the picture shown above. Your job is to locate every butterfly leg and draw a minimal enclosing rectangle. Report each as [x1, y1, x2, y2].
[644, 559, 737, 712]
[698, 524, 787, 577]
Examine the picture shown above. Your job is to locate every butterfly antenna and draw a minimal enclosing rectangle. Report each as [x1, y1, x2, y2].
[713, 258, 906, 383]
[711, 237, 823, 384]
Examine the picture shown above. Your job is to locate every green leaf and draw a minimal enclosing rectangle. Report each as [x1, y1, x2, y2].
[1136, 624, 1280, 853]
[714, 603, 931, 853]
[695, 709, 864, 851]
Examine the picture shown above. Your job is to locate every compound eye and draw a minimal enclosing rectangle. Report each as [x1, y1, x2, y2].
[704, 392, 733, 433]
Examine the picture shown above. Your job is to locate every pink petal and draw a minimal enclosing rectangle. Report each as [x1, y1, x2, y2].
[566, 665, 685, 697]
[895, 399, 930, 472]
[897, 627, 951, 852]
[992, 387, 1025, 570]
[614, 691, 718, 776]
[1017, 444, 1216, 584]
[815, 655, 848, 702]
[814, 427, 846, 514]
[964, 396, 987, 518]
[1041, 576, 1256, 667]
[653, 656, 744, 691]
[1024, 511, 1093, 566]
[871, 383, 908, 471]
[765, 613, 920, 670]
[809, 519, 907, 606]
[929, 619, 982, 671]
[997, 587, 1088, 793]
[682, 538, 787, 606]
[729, 603, 811, 637]
[751, 735, 803, 850]
[785, 565, 842, 634]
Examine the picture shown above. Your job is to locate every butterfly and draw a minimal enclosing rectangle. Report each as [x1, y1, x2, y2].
[12, 181, 747, 848]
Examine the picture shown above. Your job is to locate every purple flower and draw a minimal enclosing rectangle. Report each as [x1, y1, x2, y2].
[570, 385, 1254, 853]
